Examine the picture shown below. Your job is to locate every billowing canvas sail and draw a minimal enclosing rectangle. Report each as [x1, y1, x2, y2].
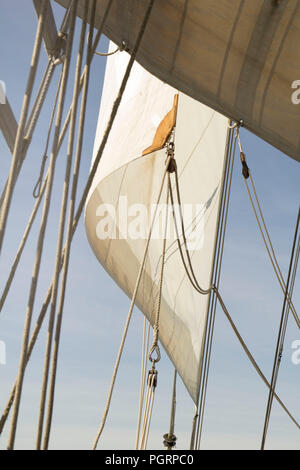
[56, 0, 300, 163]
[85, 42, 228, 403]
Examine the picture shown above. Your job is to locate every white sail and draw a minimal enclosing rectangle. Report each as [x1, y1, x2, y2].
[85, 43, 228, 403]
[56, 0, 300, 163]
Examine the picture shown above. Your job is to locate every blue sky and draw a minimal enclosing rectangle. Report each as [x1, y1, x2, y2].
[0, 1, 299, 450]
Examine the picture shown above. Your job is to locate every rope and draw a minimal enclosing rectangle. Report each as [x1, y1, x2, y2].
[0, 2, 110, 314]
[95, 46, 120, 56]
[236, 126, 299, 329]
[0, 285, 52, 435]
[261, 206, 300, 450]
[137, 161, 171, 450]
[59, 0, 76, 35]
[246, 174, 300, 329]
[163, 368, 177, 450]
[195, 124, 236, 450]
[25, 59, 57, 143]
[189, 407, 198, 451]
[0, 3, 109, 435]
[0, 185, 46, 313]
[41, 0, 96, 449]
[74, 0, 156, 233]
[139, 369, 157, 449]
[215, 288, 300, 431]
[92, 155, 171, 450]
[135, 318, 151, 449]
[0, 58, 58, 207]
[0, 59, 56, 211]
[33, 70, 63, 198]
[24, 60, 54, 139]
[0, 0, 92, 311]
[168, 159, 300, 434]
[0, 0, 73, 209]
[35, 1, 89, 450]
[148, 171, 170, 365]
[4, 0, 153, 445]
[7, 4, 77, 449]
[0, 0, 48, 255]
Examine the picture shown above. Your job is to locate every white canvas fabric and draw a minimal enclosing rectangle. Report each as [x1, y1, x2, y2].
[85, 44, 228, 403]
[56, 0, 300, 163]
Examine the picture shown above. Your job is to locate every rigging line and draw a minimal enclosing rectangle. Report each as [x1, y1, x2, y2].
[169, 369, 177, 441]
[146, 172, 217, 303]
[73, 0, 156, 232]
[54, 1, 114, 148]
[24, 59, 54, 140]
[139, 371, 157, 450]
[0, 0, 110, 212]
[143, 377, 157, 449]
[163, 368, 177, 450]
[25, 0, 77, 140]
[0, 0, 109, 434]
[139, 379, 153, 449]
[261, 206, 300, 450]
[169, 162, 300, 432]
[148, 174, 170, 364]
[33, 70, 63, 198]
[35, 1, 89, 450]
[215, 288, 300, 432]
[0, 0, 73, 211]
[236, 125, 299, 329]
[59, 0, 76, 34]
[25, 58, 58, 145]
[189, 124, 233, 449]
[281, 232, 300, 342]
[0, 0, 48, 255]
[0, 6, 108, 315]
[19, 0, 74, 184]
[195, 125, 236, 450]
[0, 71, 63, 313]
[195, 133, 235, 450]
[246, 172, 300, 329]
[139, 172, 170, 450]
[135, 318, 151, 449]
[29, 4, 156, 442]
[95, 46, 120, 56]
[4, 0, 145, 440]
[0, 286, 52, 435]
[143, 385, 156, 449]
[45, 2, 130, 451]
[244, 177, 300, 328]
[7, 4, 77, 450]
[92, 155, 171, 451]
[0, 48, 55, 211]
[196, 126, 236, 449]
[169, 170, 209, 295]
[41, 0, 96, 450]
[193, 126, 235, 449]
[190, 407, 198, 451]
[0, 185, 46, 312]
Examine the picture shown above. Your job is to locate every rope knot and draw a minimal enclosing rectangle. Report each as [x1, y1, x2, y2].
[148, 343, 161, 364]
